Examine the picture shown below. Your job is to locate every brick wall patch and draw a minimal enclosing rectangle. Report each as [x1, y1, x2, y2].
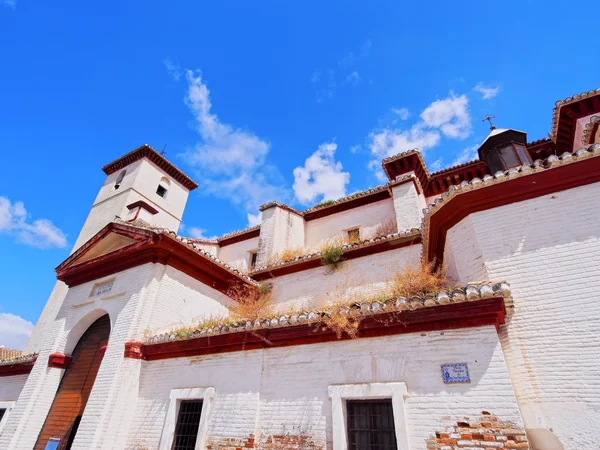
[427, 411, 529, 449]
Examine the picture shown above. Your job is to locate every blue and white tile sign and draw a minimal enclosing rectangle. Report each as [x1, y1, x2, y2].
[441, 363, 470, 383]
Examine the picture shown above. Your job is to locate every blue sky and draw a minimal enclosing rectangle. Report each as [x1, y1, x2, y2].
[0, 0, 598, 348]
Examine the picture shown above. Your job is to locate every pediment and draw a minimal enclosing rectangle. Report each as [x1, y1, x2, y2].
[73, 233, 139, 265]
[56, 222, 156, 274]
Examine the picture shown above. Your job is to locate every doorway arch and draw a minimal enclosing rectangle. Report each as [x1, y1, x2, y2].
[35, 314, 111, 450]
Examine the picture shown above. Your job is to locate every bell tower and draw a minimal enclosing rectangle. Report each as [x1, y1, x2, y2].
[72, 144, 198, 251]
[24, 144, 198, 354]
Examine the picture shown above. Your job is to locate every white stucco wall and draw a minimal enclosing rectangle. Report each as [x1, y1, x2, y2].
[268, 244, 422, 312]
[444, 181, 600, 449]
[125, 326, 523, 450]
[217, 237, 259, 273]
[305, 199, 396, 250]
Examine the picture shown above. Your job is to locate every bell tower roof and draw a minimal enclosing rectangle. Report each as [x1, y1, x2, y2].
[102, 144, 198, 190]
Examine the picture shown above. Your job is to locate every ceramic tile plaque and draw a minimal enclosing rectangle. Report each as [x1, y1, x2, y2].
[441, 363, 470, 383]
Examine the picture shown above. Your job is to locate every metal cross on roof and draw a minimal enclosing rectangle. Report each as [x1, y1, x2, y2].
[482, 114, 497, 131]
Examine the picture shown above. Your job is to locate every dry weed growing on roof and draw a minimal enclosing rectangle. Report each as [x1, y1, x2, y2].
[227, 282, 273, 321]
[373, 218, 398, 237]
[388, 261, 448, 298]
[278, 247, 308, 262]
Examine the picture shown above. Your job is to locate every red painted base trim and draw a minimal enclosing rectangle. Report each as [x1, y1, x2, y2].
[130, 297, 505, 361]
[0, 356, 37, 377]
[48, 352, 72, 369]
[126, 200, 159, 215]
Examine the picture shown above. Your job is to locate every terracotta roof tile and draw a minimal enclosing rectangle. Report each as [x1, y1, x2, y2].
[146, 281, 511, 344]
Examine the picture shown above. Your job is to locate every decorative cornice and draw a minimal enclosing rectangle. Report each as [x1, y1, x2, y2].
[102, 144, 198, 190]
[56, 221, 259, 294]
[124, 342, 143, 359]
[131, 282, 509, 361]
[423, 144, 600, 265]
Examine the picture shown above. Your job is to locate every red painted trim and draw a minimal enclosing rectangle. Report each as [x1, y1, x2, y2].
[426, 155, 600, 264]
[0, 356, 37, 376]
[218, 227, 261, 247]
[123, 342, 143, 359]
[126, 200, 159, 215]
[56, 223, 256, 295]
[48, 352, 72, 369]
[102, 145, 198, 190]
[252, 234, 422, 281]
[133, 297, 505, 361]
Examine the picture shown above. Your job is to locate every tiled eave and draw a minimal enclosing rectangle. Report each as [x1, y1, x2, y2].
[102, 144, 198, 190]
[551, 89, 600, 150]
[250, 228, 422, 280]
[0, 354, 37, 377]
[423, 144, 600, 265]
[133, 282, 510, 361]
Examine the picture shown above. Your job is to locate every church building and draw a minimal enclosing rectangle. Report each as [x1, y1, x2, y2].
[0, 89, 599, 450]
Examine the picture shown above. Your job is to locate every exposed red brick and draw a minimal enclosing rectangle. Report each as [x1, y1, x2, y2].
[428, 411, 529, 450]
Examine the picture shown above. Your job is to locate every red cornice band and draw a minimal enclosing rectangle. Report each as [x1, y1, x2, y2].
[125, 297, 505, 361]
[48, 352, 72, 369]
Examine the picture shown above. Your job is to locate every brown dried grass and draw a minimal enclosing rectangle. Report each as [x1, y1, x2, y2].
[373, 218, 398, 237]
[388, 261, 448, 298]
[278, 247, 308, 262]
[319, 301, 361, 339]
[227, 283, 273, 321]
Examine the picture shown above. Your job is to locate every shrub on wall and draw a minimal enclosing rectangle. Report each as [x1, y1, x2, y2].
[388, 262, 448, 298]
[320, 245, 344, 269]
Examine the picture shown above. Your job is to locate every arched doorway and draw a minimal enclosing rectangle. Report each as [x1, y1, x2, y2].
[35, 314, 111, 450]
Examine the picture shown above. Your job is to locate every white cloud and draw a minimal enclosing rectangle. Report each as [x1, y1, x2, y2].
[344, 71, 361, 86]
[366, 92, 473, 180]
[420, 93, 471, 139]
[313, 40, 371, 102]
[181, 70, 285, 212]
[429, 159, 443, 172]
[0, 197, 67, 249]
[293, 142, 350, 204]
[349, 144, 362, 154]
[392, 108, 410, 120]
[247, 213, 262, 227]
[310, 69, 321, 84]
[474, 82, 500, 100]
[164, 58, 181, 81]
[451, 144, 479, 166]
[369, 124, 441, 159]
[0, 313, 34, 350]
[186, 227, 217, 240]
[2, 0, 16, 9]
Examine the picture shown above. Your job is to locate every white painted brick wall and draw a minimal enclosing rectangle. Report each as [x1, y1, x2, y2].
[391, 178, 426, 232]
[125, 326, 523, 450]
[305, 199, 396, 249]
[444, 181, 600, 450]
[268, 244, 422, 311]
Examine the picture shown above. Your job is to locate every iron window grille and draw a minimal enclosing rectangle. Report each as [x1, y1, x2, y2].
[346, 400, 397, 450]
[172, 400, 203, 450]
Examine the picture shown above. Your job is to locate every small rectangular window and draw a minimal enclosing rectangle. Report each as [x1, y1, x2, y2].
[347, 400, 397, 450]
[156, 185, 168, 198]
[347, 228, 360, 243]
[250, 251, 258, 269]
[90, 280, 114, 297]
[0, 408, 6, 422]
[172, 400, 203, 450]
